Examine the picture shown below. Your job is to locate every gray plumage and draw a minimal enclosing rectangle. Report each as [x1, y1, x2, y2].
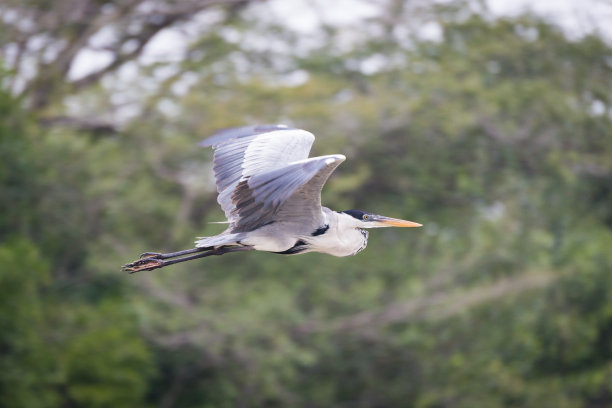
[196, 125, 344, 247]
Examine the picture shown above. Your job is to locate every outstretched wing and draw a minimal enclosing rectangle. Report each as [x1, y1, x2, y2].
[271, 155, 346, 234]
[200, 124, 315, 226]
[232, 154, 345, 232]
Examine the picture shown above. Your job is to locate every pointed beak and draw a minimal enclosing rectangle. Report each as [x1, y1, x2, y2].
[373, 215, 422, 228]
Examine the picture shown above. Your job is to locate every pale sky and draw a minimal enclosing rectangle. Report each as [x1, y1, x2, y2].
[487, 0, 611, 39]
[265, 0, 611, 39]
[69, 0, 612, 81]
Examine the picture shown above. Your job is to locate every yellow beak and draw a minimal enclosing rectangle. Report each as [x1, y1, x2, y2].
[375, 216, 422, 228]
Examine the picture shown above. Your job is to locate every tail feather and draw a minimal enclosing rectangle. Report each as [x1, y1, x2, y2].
[195, 233, 244, 248]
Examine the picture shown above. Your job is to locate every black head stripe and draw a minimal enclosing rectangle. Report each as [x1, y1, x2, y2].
[342, 209, 368, 220]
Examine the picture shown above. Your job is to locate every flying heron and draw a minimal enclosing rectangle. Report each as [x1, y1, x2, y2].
[122, 125, 421, 273]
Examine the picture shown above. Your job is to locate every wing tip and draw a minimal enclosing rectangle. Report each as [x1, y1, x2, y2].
[199, 124, 293, 148]
[324, 154, 346, 165]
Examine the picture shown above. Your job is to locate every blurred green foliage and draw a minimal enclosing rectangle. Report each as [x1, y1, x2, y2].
[1, 1, 612, 407]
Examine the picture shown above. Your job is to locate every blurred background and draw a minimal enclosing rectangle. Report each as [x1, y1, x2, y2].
[1, 0, 612, 406]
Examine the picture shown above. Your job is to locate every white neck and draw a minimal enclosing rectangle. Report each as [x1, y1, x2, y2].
[305, 211, 369, 257]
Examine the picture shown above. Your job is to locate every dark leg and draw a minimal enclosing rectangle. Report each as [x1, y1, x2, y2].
[139, 246, 213, 260]
[122, 245, 253, 273]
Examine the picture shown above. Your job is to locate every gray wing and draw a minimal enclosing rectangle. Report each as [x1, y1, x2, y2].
[231, 154, 346, 232]
[200, 125, 315, 226]
[272, 155, 346, 233]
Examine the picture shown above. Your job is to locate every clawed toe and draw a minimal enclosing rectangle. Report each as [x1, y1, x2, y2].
[123, 258, 164, 273]
[139, 252, 163, 259]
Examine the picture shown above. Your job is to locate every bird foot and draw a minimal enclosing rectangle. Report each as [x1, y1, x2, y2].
[122, 257, 164, 273]
[139, 252, 163, 259]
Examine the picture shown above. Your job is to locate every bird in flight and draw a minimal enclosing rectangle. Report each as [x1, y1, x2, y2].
[123, 125, 421, 273]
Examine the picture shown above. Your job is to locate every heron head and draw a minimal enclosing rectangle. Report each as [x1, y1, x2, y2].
[341, 210, 422, 229]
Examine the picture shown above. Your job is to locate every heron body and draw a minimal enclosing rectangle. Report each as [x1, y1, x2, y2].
[219, 207, 369, 257]
[123, 125, 421, 273]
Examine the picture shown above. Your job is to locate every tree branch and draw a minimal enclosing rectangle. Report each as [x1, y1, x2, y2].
[38, 115, 118, 135]
[3, 0, 264, 112]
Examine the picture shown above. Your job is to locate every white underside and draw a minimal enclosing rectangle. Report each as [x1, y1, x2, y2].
[195, 211, 369, 257]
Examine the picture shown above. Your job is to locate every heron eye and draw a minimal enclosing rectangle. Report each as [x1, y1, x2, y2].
[363, 214, 369, 220]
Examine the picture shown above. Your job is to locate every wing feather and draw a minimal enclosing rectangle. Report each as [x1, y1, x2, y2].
[273, 155, 346, 232]
[200, 125, 315, 225]
[230, 155, 345, 232]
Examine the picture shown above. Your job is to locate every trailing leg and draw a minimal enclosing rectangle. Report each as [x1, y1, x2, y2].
[122, 245, 253, 273]
[138, 246, 213, 261]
